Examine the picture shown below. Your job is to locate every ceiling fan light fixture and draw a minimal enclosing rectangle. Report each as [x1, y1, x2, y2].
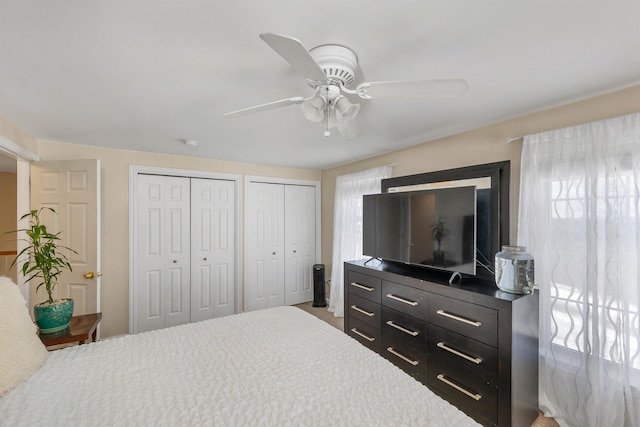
[301, 96, 326, 123]
[334, 96, 360, 123]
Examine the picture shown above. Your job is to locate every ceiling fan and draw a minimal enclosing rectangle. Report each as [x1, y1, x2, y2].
[223, 33, 468, 140]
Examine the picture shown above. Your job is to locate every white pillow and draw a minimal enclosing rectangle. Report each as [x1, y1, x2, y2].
[0, 276, 48, 397]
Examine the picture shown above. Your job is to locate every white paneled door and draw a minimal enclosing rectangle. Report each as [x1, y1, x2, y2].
[245, 180, 316, 311]
[136, 175, 191, 332]
[30, 160, 101, 316]
[245, 182, 285, 311]
[134, 173, 237, 333]
[284, 184, 315, 305]
[190, 178, 236, 322]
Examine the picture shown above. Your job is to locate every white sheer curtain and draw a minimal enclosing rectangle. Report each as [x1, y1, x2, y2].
[328, 165, 392, 317]
[518, 113, 640, 427]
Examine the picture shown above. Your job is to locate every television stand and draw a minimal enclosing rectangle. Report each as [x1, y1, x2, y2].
[343, 259, 539, 427]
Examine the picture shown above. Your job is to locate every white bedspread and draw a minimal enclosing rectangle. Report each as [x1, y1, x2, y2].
[0, 306, 480, 426]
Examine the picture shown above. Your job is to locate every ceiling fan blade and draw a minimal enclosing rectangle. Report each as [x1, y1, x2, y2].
[259, 33, 328, 83]
[337, 118, 360, 140]
[223, 97, 305, 118]
[356, 79, 468, 99]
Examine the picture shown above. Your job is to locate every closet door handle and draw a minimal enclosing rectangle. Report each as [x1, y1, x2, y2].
[386, 293, 418, 306]
[386, 320, 419, 337]
[350, 305, 374, 317]
[350, 282, 374, 292]
[436, 374, 482, 401]
[436, 309, 482, 327]
[386, 347, 419, 366]
[436, 342, 482, 364]
[351, 328, 375, 342]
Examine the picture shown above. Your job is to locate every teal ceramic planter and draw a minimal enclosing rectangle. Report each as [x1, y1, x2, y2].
[34, 298, 74, 333]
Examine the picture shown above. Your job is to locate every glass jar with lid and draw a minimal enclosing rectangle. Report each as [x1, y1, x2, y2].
[494, 245, 534, 294]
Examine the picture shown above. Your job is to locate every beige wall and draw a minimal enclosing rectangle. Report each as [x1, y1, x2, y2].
[320, 84, 640, 284]
[36, 140, 321, 338]
[0, 172, 18, 281]
[0, 172, 17, 251]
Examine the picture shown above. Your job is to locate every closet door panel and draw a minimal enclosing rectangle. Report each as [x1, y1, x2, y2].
[162, 177, 191, 328]
[191, 178, 236, 321]
[136, 175, 190, 332]
[284, 185, 315, 305]
[211, 180, 236, 317]
[245, 182, 285, 311]
[136, 176, 164, 332]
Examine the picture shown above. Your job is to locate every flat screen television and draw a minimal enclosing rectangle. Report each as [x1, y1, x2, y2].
[363, 186, 477, 275]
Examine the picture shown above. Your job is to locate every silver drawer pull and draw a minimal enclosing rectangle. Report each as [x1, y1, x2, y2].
[386, 320, 419, 337]
[436, 309, 482, 327]
[437, 342, 482, 364]
[351, 328, 375, 342]
[436, 374, 482, 401]
[350, 282, 375, 292]
[386, 347, 419, 366]
[350, 305, 375, 317]
[386, 293, 418, 306]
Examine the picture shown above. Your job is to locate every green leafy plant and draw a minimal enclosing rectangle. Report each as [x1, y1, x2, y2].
[9, 207, 76, 305]
[431, 215, 450, 252]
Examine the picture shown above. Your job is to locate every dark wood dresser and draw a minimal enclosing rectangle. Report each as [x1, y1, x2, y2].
[344, 259, 539, 427]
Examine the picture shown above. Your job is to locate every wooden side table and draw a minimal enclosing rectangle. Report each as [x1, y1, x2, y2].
[39, 312, 102, 349]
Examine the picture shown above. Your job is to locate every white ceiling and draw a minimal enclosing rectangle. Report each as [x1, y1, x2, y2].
[1, 1, 640, 170]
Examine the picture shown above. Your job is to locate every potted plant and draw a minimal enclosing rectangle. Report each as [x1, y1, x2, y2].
[431, 215, 450, 265]
[10, 207, 77, 333]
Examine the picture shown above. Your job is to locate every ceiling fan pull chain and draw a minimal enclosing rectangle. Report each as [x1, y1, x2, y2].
[324, 108, 331, 137]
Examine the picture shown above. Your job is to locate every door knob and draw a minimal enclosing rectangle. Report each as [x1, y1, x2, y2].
[83, 271, 102, 279]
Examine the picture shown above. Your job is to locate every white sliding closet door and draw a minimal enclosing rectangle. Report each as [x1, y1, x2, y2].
[284, 184, 315, 305]
[245, 182, 285, 311]
[136, 175, 191, 332]
[191, 178, 236, 321]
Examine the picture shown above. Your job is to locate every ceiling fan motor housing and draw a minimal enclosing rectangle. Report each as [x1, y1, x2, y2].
[309, 44, 358, 87]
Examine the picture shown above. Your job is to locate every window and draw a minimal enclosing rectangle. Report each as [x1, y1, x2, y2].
[518, 113, 640, 426]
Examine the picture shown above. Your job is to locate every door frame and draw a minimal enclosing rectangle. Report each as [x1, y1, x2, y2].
[0, 135, 38, 301]
[243, 175, 322, 309]
[128, 165, 241, 333]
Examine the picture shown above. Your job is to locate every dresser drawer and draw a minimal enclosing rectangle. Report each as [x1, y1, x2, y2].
[382, 333, 428, 383]
[348, 294, 381, 328]
[429, 358, 498, 424]
[348, 317, 381, 353]
[348, 270, 382, 303]
[382, 280, 429, 321]
[429, 325, 497, 386]
[428, 294, 498, 347]
[382, 306, 428, 346]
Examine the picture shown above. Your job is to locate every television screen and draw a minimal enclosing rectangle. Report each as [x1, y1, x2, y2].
[363, 186, 477, 275]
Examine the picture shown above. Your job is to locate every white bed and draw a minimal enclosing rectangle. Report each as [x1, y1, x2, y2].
[1, 282, 480, 426]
